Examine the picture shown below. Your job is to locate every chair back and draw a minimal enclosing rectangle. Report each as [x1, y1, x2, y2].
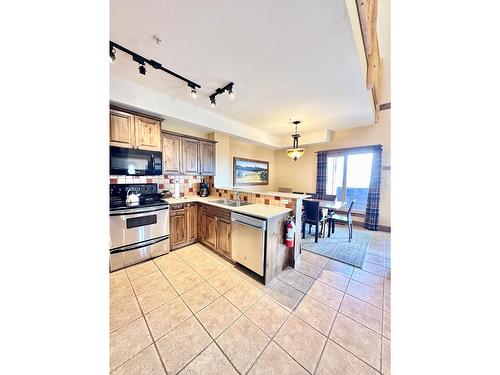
[323, 194, 336, 201]
[278, 187, 292, 193]
[347, 199, 356, 217]
[293, 191, 304, 195]
[306, 192, 318, 199]
[303, 200, 321, 222]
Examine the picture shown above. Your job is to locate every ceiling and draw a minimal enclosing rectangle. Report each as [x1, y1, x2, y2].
[110, 0, 374, 136]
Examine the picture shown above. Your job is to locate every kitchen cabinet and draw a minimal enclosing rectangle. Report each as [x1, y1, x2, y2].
[134, 116, 161, 151]
[198, 204, 232, 259]
[182, 138, 200, 175]
[186, 203, 198, 242]
[161, 131, 216, 176]
[109, 108, 161, 151]
[162, 133, 182, 174]
[169, 206, 187, 249]
[110, 109, 135, 149]
[170, 203, 198, 250]
[216, 218, 232, 257]
[199, 141, 216, 175]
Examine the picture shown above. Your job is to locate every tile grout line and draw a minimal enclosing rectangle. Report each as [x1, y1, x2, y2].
[113, 262, 170, 375]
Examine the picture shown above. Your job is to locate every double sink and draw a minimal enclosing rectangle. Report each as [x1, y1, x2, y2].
[209, 199, 253, 207]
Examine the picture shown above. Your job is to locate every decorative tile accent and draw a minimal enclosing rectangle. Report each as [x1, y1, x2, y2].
[264, 199, 270, 205]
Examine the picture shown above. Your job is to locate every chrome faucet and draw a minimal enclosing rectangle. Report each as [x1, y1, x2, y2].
[234, 190, 241, 203]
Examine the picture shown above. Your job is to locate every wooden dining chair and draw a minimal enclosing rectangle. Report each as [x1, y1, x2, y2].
[330, 199, 356, 242]
[302, 200, 328, 243]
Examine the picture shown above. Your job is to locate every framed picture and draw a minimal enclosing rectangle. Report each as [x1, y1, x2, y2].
[233, 157, 269, 186]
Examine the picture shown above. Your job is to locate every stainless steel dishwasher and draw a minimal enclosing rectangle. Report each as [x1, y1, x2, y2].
[231, 212, 267, 276]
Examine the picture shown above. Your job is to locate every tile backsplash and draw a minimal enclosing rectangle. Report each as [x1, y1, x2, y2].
[109, 175, 214, 197]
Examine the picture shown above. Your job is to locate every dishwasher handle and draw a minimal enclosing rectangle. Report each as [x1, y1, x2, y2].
[231, 212, 267, 230]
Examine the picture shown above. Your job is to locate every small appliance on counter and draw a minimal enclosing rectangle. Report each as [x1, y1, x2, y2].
[199, 179, 210, 197]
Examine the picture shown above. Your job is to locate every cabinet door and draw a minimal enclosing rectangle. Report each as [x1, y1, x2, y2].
[162, 134, 182, 174]
[182, 138, 199, 175]
[216, 218, 232, 257]
[170, 210, 187, 248]
[187, 204, 197, 241]
[135, 116, 161, 151]
[110, 110, 135, 148]
[203, 214, 217, 249]
[199, 141, 216, 175]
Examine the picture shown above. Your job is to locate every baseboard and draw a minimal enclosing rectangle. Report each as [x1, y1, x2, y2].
[342, 220, 391, 232]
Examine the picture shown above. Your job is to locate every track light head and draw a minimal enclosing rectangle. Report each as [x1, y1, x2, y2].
[210, 98, 216, 107]
[226, 82, 235, 99]
[191, 88, 197, 99]
[138, 64, 146, 75]
[109, 47, 116, 63]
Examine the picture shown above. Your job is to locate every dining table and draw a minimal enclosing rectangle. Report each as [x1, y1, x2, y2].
[305, 199, 347, 238]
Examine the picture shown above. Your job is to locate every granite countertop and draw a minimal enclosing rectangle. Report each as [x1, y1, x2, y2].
[163, 196, 292, 219]
[214, 187, 311, 199]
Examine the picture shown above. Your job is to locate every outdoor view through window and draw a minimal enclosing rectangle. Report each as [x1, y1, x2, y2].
[326, 152, 373, 211]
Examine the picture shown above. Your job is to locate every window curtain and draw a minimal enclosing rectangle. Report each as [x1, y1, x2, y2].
[315, 152, 328, 199]
[364, 146, 382, 230]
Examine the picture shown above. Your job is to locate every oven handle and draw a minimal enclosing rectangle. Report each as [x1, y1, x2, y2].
[110, 235, 169, 254]
[110, 206, 169, 216]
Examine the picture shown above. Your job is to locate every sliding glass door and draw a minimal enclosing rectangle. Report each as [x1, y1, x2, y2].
[326, 151, 373, 212]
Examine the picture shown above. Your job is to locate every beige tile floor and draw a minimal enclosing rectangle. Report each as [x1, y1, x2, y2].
[110, 228, 391, 374]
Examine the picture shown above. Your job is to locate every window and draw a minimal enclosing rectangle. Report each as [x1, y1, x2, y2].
[326, 151, 373, 212]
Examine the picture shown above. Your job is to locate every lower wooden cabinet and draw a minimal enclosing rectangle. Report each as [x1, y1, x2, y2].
[198, 204, 232, 259]
[169, 202, 232, 258]
[186, 203, 197, 242]
[216, 218, 232, 257]
[170, 203, 198, 250]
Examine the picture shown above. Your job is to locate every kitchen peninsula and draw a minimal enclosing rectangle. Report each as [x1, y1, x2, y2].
[165, 195, 293, 285]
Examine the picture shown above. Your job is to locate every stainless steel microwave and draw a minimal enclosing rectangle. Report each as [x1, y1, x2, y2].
[110, 146, 163, 176]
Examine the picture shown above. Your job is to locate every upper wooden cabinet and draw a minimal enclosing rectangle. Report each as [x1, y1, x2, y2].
[110, 109, 135, 149]
[199, 141, 216, 175]
[161, 131, 216, 176]
[134, 116, 161, 151]
[162, 133, 182, 174]
[182, 138, 200, 175]
[109, 108, 161, 151]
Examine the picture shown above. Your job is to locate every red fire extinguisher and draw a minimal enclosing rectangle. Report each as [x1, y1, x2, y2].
[285, 217, 295, 248]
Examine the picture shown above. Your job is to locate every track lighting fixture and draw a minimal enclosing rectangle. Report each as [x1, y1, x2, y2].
[109, 40, 201, 94]
[210, 98, 216, 107]
[209, 82, 235, 107]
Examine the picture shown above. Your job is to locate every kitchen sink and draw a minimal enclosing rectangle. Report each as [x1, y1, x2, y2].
[209, 199, 253, 207]
[226, 201, 253, 207]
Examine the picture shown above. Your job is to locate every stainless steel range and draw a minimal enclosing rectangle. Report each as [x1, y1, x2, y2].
[109, 183, 169, 272]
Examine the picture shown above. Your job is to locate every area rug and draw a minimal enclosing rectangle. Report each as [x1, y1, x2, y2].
[301, 226, 372, 268]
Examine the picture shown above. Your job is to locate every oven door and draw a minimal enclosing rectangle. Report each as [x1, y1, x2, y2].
[110, 205, 170, 250]
[110, 146, 163, 176]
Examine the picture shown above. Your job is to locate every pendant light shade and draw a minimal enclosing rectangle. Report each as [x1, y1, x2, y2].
[286, 121, 305, 161]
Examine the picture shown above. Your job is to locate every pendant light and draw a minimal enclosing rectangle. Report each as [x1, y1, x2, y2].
[286, 120, 305, 161]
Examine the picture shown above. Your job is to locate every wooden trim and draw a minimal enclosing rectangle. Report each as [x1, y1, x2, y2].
[233, 157, 269, 186]
[380, 102, 391, 111]
[316, 144, 383, 155]
[110, 105, 164, 122]
[161, 130, 217, 144]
